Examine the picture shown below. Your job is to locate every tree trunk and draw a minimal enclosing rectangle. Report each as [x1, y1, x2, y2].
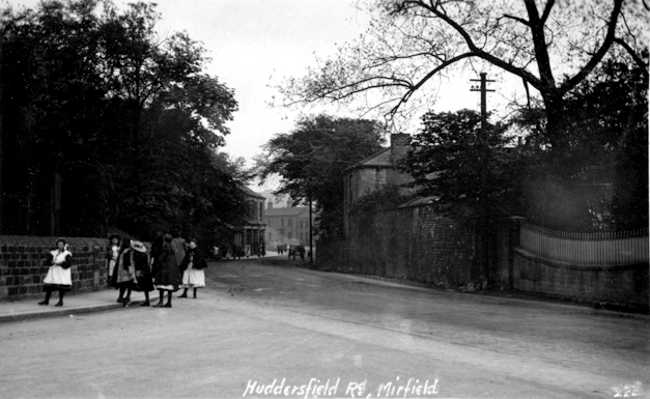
[541, 89, 568, 152]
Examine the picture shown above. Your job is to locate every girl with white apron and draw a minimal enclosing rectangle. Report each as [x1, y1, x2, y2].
[179, 239, 207, 299]
[38, 238, 73, 306]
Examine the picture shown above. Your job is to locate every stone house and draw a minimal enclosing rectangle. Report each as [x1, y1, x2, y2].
[343, 133, 414, 236]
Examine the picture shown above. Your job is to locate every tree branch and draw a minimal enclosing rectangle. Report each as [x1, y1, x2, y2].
[406, 0, 543, 90]
[614, 37, 649, 81]
[502, 13, 529, 26]
[560, 0, 624, 94]
[540, 0, 555, 24]
[387, 52, 475, 115]
[524, 0, 556, 89]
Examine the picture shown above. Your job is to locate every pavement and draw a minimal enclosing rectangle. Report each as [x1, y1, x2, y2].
[0, 289, 129, 323]
[0, 257, 648, 398]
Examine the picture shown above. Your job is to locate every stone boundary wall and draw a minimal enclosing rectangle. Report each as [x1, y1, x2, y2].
[318, 205, 477, 288]
[0, 235, 108, 300]
[320, 209, 649, 312]
[512, 247, 649, 311]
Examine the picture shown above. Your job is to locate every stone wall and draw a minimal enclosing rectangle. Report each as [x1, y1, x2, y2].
[320, 209, 649, 312]
[319, 205, 477, 287]
[0, 235, 107, 300]
[512, 248, 648, 311]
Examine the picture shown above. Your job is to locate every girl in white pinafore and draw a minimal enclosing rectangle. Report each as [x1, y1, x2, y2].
[38, 238, 73, 307]
[178, 239, 207, 299]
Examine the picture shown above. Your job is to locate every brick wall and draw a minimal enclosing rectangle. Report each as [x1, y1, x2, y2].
[0, 235, 108, 300]
[319, 205, 477, 288]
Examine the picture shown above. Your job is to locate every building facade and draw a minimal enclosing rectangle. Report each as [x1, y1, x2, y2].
[228, 186, 266, 257]
[263, 205, 312, 249]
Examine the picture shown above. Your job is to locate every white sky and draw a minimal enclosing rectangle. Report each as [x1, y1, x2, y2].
[11, 0, 526, 183]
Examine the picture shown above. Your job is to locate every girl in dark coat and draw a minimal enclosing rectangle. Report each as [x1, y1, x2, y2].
[152, 234, 181, 307]
[39, 238, 73, 306]
[129, 240, 154, 306]
[112, 238, 134, 305]
[178, 239, 208, 299]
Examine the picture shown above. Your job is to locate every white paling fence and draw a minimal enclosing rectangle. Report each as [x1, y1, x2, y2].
[519, 223, 649, 266]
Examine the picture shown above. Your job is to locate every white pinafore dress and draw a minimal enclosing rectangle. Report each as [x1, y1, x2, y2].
[181, 253, 205, 288]
[43, 249, 72, 289]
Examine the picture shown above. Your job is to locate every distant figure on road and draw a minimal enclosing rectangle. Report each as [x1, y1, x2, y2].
[153, 234, 181, 308]
[297, 245, 305, 261]
[179, 239, 207, 299]
[212, 245, 220, 260]
[38, 238, 73, 307]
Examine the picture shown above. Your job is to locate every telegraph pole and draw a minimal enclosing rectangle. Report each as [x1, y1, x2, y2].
[308, 195, 313, 265]
[470, 72, 495, 131]
[470, 72, 495, 286]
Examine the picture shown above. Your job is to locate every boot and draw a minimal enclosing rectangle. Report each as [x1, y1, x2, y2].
[193, 288, 197, 299]
[122, 289, 132, 307]
[54, 290, 64, 307]
[178, 288, 188, 298]
[38, 290, 51, 305]
[164, 291, 172, 308]
[153, 290, 165, 307]
[140, 291, 150, 306]
[116, 287, 125, 303]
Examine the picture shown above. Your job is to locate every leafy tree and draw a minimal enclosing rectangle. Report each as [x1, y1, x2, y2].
[0, 0, 244, 239]
[258, 115, 385, 239]
[283, 0, 648, 152]
[403, 109, 525, 282]
[515, 57, 648, 230]
[403, 109, 522, 218]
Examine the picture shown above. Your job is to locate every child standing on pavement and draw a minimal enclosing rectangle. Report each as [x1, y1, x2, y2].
[39, 238, 73, 307]
[178, 239, 207, 299]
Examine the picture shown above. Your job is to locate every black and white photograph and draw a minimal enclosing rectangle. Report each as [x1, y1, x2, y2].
[0, 0, 648, 398]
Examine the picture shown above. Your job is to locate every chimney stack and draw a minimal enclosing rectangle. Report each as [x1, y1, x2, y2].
[390, 133, 411, 165]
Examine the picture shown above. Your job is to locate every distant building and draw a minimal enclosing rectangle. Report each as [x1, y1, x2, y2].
[227, 186, 266, 257]
[261, 191, 292, 209]
[263, 204, 313, 249]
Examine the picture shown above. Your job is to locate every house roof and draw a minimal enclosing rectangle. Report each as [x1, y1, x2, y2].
[346, 148, 393, 172]
[239, 185, 265, 200]
[397, 195, 440, 209]
[264, 207, 309, 217]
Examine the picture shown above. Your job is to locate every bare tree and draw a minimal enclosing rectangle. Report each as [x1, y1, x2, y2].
[283, 0, 648, 150]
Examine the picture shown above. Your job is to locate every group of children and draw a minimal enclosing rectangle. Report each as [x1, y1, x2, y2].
[38, 233, 208, 308]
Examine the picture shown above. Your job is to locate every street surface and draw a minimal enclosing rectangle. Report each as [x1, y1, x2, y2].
[0, 257, 648, 399]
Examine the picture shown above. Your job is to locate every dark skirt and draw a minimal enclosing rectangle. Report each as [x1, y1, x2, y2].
[43, 283, 71, 292]
[132, 271, 154, 292]
[153, 254, 181, 291]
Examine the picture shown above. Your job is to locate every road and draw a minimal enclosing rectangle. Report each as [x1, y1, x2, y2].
[0, 257, 648, 399]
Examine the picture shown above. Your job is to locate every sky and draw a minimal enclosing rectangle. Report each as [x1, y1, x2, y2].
[10, 0, 525, 189]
